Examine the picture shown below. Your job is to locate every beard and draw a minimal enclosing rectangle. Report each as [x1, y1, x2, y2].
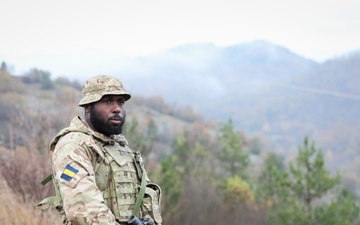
[89, 105, 125, 136]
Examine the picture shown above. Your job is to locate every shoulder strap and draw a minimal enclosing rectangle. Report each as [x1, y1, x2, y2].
[40, 174, 61, 198]
[132, 151, 147, 217]
[37, 174, 63, 211]
[41, 174, 53, 185]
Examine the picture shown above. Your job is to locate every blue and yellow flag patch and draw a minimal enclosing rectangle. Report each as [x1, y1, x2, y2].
[61, 165, 79, 181]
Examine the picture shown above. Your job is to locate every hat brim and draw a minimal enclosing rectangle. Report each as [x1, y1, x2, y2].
[78, 91, 131, 106]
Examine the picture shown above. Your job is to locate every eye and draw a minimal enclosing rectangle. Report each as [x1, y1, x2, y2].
[117, 99, 125, 105]
[101, 98, 112, 104]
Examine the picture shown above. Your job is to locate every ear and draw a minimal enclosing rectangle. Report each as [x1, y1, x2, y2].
[84, 105, 91, 113]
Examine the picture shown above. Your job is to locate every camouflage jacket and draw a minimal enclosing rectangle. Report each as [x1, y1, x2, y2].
[38, 116, 162, 225]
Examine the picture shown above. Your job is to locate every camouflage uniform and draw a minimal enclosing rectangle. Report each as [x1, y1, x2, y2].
[38, 75, 162, 225]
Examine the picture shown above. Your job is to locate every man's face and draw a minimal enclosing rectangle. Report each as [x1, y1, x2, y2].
[89, 95, 126, 136]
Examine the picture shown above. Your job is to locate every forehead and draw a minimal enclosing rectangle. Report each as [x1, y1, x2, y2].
[100, 95, 125, 100]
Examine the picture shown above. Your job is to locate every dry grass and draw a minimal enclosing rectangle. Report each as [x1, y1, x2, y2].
[0, 175, 61, 225]
[0, 145, 61, 225]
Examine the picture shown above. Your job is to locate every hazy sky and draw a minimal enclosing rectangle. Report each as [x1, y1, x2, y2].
[1, 0, 360, 77]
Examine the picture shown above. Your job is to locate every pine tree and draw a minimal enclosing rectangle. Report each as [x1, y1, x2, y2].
[158, 130, 212, 224]
[267, 137, 359, 225]
[257, 152, 288, 207]
[217, 118, 249, 179]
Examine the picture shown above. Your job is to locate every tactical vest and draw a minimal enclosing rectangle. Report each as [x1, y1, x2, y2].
[38, 137, 162, 225]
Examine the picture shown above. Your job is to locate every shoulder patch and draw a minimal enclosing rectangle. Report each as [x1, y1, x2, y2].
[61, 164, 79, 181]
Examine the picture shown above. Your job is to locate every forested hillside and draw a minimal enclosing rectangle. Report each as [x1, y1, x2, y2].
[0, 59, 359, 224]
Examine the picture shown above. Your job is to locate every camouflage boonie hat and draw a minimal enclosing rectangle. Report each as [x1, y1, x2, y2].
[78, 75, 131, 106]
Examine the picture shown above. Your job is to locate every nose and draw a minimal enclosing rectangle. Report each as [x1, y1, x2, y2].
[112, 102, 122, 113]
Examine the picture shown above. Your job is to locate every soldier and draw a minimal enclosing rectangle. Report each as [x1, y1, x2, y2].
[38, 75, 162, 225]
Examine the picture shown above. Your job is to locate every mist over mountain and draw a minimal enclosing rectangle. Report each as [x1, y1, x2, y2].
[116, 40, 360, 173]
[118, 40, 317, 118]
[120, 40, 317, 109]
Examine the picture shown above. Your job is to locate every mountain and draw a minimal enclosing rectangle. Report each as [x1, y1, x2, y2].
[117, 40, 318, 121]
[116, 40, 360, 174]
[120, 40, 317, 113]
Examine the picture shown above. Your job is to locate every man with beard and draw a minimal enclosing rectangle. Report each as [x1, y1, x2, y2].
[37, 75, 162, 225]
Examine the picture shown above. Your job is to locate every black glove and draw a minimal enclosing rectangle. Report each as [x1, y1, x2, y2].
[128, 215, 154, 225]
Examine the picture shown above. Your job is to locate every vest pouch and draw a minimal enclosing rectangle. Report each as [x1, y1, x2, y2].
[141, 183, 162, 224]
[110, 160, 138, 222]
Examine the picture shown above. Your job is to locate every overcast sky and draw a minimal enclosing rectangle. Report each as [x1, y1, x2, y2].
[1, 0, 360, 77]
